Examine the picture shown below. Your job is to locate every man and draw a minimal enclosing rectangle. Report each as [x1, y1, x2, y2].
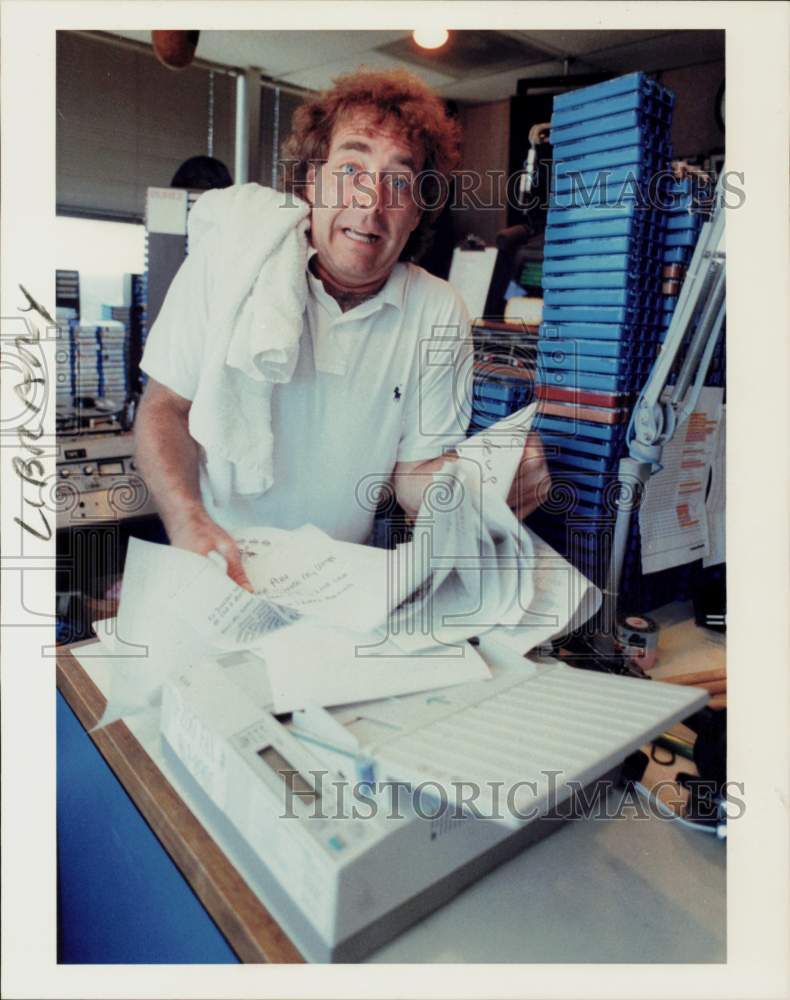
[135, 68, 546, 589]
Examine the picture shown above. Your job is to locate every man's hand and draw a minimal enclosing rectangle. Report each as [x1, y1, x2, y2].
[167, 505, 254, 592]
[394, 431, 550, 523]
[506, 431, 550, 521]
[135, 379, 253, 592]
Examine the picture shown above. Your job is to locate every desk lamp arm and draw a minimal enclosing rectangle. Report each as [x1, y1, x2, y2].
[597, 185, 726, 648]
[627, 203, 726, 467]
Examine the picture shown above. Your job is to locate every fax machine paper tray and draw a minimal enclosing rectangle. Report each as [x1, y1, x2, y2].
[351, 642, 708, 829]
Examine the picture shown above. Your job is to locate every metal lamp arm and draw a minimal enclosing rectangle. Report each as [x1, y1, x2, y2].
[597, 179, 727, 649]
[626, 198, 726, 470]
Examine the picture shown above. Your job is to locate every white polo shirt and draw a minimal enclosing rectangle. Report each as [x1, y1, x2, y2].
[141, 255, 472, 543]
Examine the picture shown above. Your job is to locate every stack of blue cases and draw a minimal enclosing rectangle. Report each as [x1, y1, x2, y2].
[97, 324, 128, 400]
[65, 321, 131, 404]
[529, 71, 676, 587]
[56, 318, 79, 405]
[139, 269, 150, 387]
[659, 176, 713, 340]
[72, 324, 102, 400]
[469, 372, 533, 435]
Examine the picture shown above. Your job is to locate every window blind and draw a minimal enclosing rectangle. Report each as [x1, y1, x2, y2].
[56, 32, 236, 220]
[258, 86, 303, 189]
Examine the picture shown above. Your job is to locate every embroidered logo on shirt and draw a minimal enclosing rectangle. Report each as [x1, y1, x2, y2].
[393, 386, 402, 401]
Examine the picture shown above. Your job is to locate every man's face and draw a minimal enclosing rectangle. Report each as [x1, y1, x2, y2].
[305, 112, 423, 292]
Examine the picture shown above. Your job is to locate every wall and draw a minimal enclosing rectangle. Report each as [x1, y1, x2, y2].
[453, 99, 511, 245]
[662, 59, 725, 159]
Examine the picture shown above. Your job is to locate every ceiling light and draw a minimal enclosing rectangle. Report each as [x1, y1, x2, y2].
[413, 28, 449, 50]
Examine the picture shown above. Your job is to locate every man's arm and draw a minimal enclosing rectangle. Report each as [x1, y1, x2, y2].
[392, 455, 453, 521]
[134, 379, 252, 589]
[507, 432, 550, 520]
[393, 432, 549, 522]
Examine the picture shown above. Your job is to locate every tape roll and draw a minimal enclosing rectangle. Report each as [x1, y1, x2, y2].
[615, 614, 659, 670]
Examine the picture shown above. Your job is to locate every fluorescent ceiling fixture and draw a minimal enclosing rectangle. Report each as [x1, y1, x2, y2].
[413, 28, 449, 50]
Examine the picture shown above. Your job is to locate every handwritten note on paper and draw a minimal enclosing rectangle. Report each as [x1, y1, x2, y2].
[639, 387, 724, 574]
[178, 570, 297, 650]
[456, 402, 538, 502]
[236, 524, 391, 632]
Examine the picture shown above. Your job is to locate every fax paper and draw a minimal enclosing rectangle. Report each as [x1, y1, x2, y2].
[384, 459, 539, 652]
[455, 402, 538, 503]
[382, 398, 599, 655]
[484, 529, 602, 655]
[94, 540, 223, 727]
[102, 389, 600, 725]
[76, 625, 160, 730]
[431, 474, 535, 635]
[121, 537, 294, 653]
[250, 620, 492, 713]
[95, 538, 293, 727]
[446, 403, 545, 641]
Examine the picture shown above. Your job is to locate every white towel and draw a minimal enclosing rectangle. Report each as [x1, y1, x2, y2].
[185, 183, 311, 504]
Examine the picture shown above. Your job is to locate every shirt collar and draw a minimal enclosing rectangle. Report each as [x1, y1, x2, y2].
[306, 249, 407, 320]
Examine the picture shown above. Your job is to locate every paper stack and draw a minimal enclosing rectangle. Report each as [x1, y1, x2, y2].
[79, 403, 600, 727]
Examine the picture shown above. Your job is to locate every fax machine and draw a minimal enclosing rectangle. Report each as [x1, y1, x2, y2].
[160, 634, 705, 962]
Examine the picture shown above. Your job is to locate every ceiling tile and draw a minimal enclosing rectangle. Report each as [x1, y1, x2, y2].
[582, 30, 724, 73]
[378, 30, 549, 79]
[279, 49, 457, 94]
[103, 29, 724, 104]
[441, 60, 569, 103]
[512, 29, 671, 58]
[109, 29, 412, 77]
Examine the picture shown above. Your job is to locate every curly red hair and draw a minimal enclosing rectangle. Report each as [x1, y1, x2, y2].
[281, 67, 461, 260]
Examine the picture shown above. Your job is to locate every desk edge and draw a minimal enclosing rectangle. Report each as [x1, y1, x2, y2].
[56, 643, 305, 965]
